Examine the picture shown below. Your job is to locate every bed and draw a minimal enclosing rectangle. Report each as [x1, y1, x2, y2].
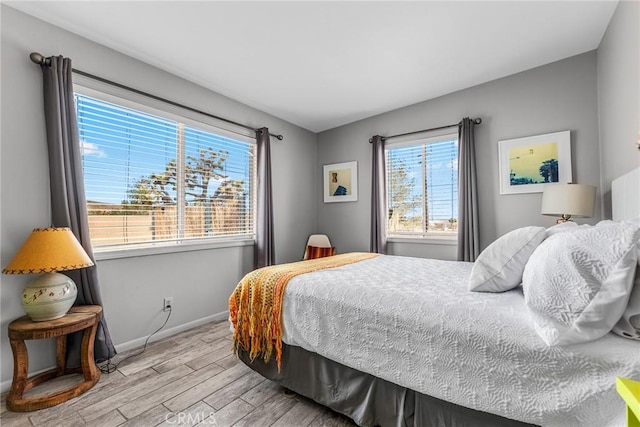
[230, 168, 640, 427]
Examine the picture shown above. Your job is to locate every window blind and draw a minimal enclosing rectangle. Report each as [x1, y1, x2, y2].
[386, 136, 458, 236]
[75, 93, 255, 249]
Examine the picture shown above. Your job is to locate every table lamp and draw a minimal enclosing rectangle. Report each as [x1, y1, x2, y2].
[541, 183, 597, 223]
[2, 227, 94, 321]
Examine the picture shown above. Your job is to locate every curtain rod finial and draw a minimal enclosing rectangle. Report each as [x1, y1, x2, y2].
[473, 118, 482, 125]
[30, 52, 45, 65]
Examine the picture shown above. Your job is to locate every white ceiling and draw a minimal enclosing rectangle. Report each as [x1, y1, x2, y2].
[7, 1, 617, 133]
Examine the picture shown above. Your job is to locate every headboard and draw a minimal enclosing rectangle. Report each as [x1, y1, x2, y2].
[612, 167, 640, 221]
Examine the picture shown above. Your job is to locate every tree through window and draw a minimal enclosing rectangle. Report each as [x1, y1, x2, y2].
[75, 91, 255, 249]
[386, 133, 458, 237]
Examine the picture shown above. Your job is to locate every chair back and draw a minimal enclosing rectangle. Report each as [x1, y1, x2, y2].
[303, 234, 334, 260]
[307, 234, 331, 248]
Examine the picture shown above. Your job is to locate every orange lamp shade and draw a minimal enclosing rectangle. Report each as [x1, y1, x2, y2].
[3, 227, 94, 275]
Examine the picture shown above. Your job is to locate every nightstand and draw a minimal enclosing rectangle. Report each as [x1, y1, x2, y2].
[7, 305, 102, 412]
[617, 377, 640, 427]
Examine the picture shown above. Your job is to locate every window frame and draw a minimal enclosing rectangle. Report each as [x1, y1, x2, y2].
[385, 131, 459, 243]
[73, 75, 257, 259]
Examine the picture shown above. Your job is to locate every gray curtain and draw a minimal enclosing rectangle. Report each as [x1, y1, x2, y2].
[40, 56, 116, 364]
[457, 118, 480, 262]
[255, 127, 275, 268]
[370, 135, 387, 254]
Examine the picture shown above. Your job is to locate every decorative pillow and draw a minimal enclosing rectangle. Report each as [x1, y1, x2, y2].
[523, 221, 640, 346]
[612, 238, 640, 340]
[546, 221, 598, 237]
[304, 245, 336, 260]
[469, 226, 547, 292]
[546, 221, 578, 236]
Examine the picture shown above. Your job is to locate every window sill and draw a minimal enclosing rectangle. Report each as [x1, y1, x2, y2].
[94, 237, 254, 261]
[387, 235, 458, 246]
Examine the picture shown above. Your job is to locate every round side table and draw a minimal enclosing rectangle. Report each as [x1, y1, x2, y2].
[7, 305, 102, 412]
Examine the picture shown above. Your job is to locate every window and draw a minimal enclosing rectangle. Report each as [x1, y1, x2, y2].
[386, 133, 458, 237]
[75, 89, 255, 251]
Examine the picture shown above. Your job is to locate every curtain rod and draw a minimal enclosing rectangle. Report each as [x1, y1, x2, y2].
[29, 52, 284, 141]
[369, 118, 482, 143]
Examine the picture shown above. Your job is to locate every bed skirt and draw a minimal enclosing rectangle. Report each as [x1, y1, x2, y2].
[238, 344, 536, 427]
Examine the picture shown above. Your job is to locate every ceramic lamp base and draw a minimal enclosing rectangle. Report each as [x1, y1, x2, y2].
[21, 272, 78, 321]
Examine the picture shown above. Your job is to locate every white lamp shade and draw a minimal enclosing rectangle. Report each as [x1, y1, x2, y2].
[541, 184, 597, 218]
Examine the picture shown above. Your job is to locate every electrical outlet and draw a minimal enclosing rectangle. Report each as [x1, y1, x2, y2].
[163, 297, 173, 312]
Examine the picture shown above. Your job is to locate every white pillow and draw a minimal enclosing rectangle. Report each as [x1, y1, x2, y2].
[545, 221, 595, 237]
[612, 239, 640, 340]
[523, 221, 640, 346]
[469, 226, 547, 292]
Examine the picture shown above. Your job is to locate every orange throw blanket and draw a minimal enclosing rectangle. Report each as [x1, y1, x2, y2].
[229, 252, 378, 369]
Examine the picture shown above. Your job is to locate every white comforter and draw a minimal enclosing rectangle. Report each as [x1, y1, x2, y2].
[281, 255, 640, 426]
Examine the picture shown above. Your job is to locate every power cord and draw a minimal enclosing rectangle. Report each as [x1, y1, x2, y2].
[98, 305, 172, 374]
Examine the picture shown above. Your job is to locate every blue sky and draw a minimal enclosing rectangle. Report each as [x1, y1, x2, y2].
[76, 94, 252, 205]
[387, 138, 458, 222]
[76, 93, 456, 222]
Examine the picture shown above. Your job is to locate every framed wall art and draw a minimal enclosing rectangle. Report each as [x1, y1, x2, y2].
[323, 161, 358, 203]
[498, 130, 572, 195]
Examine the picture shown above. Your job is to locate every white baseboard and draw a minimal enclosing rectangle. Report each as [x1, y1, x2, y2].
[0, 310, 229, 394]
[114, 310, 229, 353]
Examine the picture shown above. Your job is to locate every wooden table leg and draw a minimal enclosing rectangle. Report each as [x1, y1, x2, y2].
[8, 337, 76, 411]
[56, 335, 67, 372]
[7, 338, 28, 407]
[81, 322, 100, 384]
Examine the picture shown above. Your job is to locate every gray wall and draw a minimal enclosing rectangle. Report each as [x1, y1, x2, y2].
[597, 0, 640, 218]
[0, 5, 317, 389]
[317, 52, 602, 257]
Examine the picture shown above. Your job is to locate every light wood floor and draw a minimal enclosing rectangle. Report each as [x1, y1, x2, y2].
[1, 320, 357, 427]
